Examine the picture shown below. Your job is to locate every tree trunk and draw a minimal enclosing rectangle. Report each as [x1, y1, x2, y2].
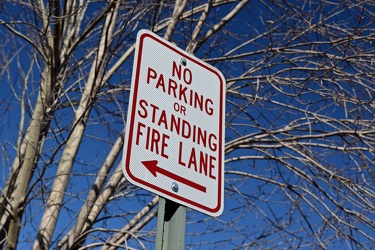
[5, 67, 52, 249]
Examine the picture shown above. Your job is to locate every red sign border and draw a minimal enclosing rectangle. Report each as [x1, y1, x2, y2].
[124, 30, 224, 216]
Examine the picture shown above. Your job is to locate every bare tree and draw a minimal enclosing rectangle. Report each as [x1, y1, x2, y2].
[1, 0, 375, 249]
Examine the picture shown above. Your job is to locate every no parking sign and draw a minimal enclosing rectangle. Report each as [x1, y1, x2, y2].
[122, 29, 225, 217]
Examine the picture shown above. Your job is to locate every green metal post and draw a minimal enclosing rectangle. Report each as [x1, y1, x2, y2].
[155, 197, 186, 250]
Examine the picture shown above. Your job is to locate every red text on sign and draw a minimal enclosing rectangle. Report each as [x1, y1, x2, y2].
[146, 63, 214, 116]
[178, 141, 216, 180]
[137, 99, 217, 152]
[172, 61, 192, 85]
[136, 121, 169, 159]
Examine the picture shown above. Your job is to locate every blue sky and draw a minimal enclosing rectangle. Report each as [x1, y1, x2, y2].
[1, 0, 375, 249]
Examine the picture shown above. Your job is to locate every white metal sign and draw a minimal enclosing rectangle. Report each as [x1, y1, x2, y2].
[122, 29, 225, 217]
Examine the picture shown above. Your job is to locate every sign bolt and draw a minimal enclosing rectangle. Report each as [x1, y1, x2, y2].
[180, 57, 187, 66]
[171, 182, 179, 192]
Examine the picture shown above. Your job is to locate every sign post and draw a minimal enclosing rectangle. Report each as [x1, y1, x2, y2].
[155, 197, 186, 249]
[122, 29, 225, 248]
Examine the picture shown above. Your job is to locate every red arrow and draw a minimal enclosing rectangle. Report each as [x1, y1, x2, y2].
[141, 160, 207, 193]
